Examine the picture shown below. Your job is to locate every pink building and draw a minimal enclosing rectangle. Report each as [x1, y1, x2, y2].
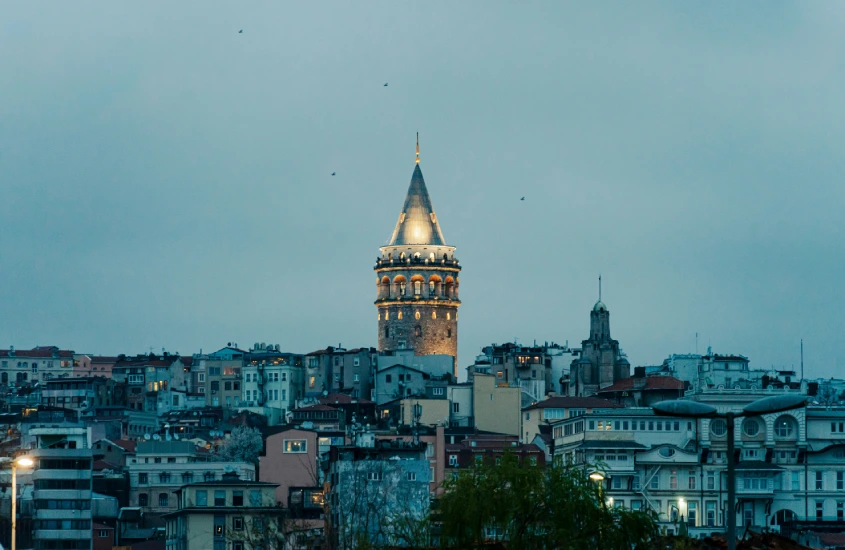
[259, 428, 321, 508]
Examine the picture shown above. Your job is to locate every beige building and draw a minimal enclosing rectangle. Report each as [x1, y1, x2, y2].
[164, 473, 280, 550]
[400, 397, 450, 428]
[472, 373, 521, 436]
[128, 441, 255, 516]
[521, 396, 620, 443]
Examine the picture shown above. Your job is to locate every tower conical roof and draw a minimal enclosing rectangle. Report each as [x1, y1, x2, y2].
[387, 164, 447, 246]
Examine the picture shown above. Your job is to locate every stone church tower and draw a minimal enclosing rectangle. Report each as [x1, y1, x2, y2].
[569, 298, 630, 397]
[375, 137, 460, 367]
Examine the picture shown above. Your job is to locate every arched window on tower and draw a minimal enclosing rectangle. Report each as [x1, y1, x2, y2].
[447, 326, 452, 339]
[415, 311, 420, 320]
[411, 275, 424, 296]
[432, 311, 437, 320]
[385, 326, 390, 338]
[415, 326, 422, 337]
[398, 311, 403, 320]
[446, 312, 451, 320]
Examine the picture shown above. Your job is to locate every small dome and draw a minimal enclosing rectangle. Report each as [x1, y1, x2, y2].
[617, 356, 630, 365]
[593, 300, 608, 312]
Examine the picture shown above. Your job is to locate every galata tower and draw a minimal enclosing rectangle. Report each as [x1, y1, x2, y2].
[374, 135, 460, 370]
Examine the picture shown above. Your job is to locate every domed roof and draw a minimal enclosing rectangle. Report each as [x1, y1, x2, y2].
[593, 300, 608, 312]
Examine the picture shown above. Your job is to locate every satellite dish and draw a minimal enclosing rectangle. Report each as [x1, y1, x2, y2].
[153, 434, 161, 441]
[144, 433, 151, 440]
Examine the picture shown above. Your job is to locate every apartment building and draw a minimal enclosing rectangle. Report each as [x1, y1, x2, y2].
[241, 345, 304, 425]
[26, 416, 94, 550]
[0, 346, 75, 386]
[164, 472, 280, 550]
[127, 441, 255, 517]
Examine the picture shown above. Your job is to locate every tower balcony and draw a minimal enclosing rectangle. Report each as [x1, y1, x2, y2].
[375, 296, 461, 306]
[375, 257, 460, 270]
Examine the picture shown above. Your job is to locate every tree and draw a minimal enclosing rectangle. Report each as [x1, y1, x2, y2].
[438, 454, 659, 550]
[214, 426, 264, 466]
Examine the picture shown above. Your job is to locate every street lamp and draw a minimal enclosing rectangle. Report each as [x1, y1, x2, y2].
[652, 394, 807, 550]
[1, 456, 34, 550]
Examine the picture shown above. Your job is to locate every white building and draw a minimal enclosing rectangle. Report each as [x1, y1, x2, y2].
[551, 383, 845, 539]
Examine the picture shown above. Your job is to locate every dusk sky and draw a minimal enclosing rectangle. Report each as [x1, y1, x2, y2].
[2, 2, 843, 379]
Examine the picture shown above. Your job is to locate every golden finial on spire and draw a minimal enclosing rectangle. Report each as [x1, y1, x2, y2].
[415, 132, 420, 164]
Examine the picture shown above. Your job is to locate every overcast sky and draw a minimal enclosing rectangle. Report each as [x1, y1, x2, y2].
[2, 2, 843, 379]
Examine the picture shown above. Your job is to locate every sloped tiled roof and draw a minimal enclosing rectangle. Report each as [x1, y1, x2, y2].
[2, 347, 73, 358]
[387, 164, 447, 246]
[318, 393, 374, 405]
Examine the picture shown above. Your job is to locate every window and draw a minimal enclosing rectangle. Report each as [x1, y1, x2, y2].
[407, 472, 417, 481]
[309, 376, 315, 388]
[159, 493, 168, 507]
[816, 501, 824, 520]
[792, 471, 800, 491]
[612, 476, 622, 490]
[838, 472, 844, 491]
[233, 543, 244, 550]
[250, 490, 262, 506]
[214, 515, 225, 537]
[367, 471, 382, 481]
[433, 387, 444, 396]
[284, 440, 307, 453]
[774, 416, 794, 437]
[688, 470, 697, 490]
[215, 490, 226, 506]
[452, 402, 460, 413]
[670, 471, 678, 490]
[415, 326, 422, 337]
[233, 491, 244, 506]
[353, 374, 360, 382]
[743, 418, 760, 437]
[838, 501, 844, 521]
[160, 472, 171, 483]
[385, 374, 392, 383]
[710, 419, 727, 437]
[139, 493, 148, 506]
[210, 381, 220, 391]
[649, 474, 659, 490]
[706, 501, 716, 527]
[98, 530, 109, 538]
[138, 473, 148, 484]
[204, 472, 215, 482]
[816, 471, 824, 490]
[233, 517, 244, 531]
[449, 454, 458, 467]
[688, 501, 697, 527]
[196, 490, 208, 506]
[632, 474, 641, 491]
[529, 456, 537, 466]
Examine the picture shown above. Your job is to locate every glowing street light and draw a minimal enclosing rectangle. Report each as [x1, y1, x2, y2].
[0, 456, 34, 550]
[652, 394, 807, 550]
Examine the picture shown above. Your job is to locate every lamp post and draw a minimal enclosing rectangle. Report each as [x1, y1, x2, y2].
[652, 394, 807, 550]
[1, 456, 34, 550]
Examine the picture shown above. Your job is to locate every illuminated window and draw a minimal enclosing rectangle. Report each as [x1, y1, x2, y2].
[446, 312, 451, 320]
[415, 311, 420, 320]
[284, 440, 307, 453]
[309, 377, 315, 388]
[398, 311, 403, 320]
[378, 313, 381, 321]
[432, 311, 437, 319]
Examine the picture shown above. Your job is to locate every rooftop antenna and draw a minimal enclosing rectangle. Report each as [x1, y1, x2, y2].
[695, 333, 699, 355]
[800, 338, 804, 381]
[415, 132, 420, 164]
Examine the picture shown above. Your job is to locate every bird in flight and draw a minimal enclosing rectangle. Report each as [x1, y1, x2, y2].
[238, 29, 243, 34]
[520, 197, 525, 201]
[384, 83, 388, 87]
[332, 172, 336, 176]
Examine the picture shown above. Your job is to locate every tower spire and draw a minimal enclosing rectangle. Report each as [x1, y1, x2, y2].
[599, 274, 602, 301]
[415, 132, 420, 164]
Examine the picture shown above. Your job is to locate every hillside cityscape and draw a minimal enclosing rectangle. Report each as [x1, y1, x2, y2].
[2, 153, 843, 550]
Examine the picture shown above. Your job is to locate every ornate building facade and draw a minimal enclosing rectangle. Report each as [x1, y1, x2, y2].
[374, 139, 460, 369]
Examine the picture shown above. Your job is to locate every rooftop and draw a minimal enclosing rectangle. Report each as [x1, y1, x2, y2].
[386, 164, 447, 247]
[523, 396, 620, 412]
